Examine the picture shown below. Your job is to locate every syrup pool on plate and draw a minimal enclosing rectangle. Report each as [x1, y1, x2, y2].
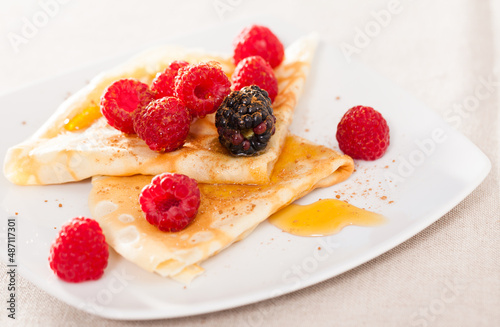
[268, 199, 385, 237]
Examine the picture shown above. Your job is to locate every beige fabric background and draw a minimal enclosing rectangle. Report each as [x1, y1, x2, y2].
[1, 0, 499, 326]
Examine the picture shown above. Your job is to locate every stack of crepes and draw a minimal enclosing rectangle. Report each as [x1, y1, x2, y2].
[3, 34, 354, 283]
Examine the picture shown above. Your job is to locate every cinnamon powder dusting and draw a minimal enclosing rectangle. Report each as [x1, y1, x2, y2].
[333, 161, 395, 208]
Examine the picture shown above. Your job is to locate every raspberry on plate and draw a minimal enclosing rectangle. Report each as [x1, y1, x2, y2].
[233, 25, 285, 69]
[174, 61, 231, 118]
[151, 60, 189, 99]
[216, 85, 276, 156]
[133, 97, 191, 152]
[336, 105, 390, 160]
[100, 78, 154, 134]
[139, 173, 201, 232]
[48, 217, 108, 283]
[232, 56, 278, 103]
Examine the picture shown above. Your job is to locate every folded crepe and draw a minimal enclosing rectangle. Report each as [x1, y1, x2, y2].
[4, 34, 318, 186]
[89, 135, 354, 283]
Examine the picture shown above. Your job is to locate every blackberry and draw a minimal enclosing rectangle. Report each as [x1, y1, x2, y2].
[216, 85, 276, 156]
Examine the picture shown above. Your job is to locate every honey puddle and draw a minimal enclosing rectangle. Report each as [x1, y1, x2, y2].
[269, 199, 385, 237]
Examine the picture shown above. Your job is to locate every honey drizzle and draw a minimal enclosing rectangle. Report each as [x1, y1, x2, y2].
[269, 199, 385, 237]
[64, 103, 102, 131]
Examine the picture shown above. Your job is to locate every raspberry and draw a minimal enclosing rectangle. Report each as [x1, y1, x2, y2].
[233, 25, 285, 69]
[232, 56, 278, 103]
[48, 217, 108, 283]
[151, 60, 189, 99]
[100, 79, 154, 134]
[133, 97, 191, 152]
[174, 61, 231, 118]
[216, 85, 276, 156]
[139, 173, 201, 232]
[336, 106, 390, 160]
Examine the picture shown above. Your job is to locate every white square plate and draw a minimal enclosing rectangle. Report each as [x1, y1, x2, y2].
[0, 18, 490, 320]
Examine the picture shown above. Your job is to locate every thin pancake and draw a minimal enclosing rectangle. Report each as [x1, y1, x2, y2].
[88, 135, 354, 283]
[4, 34, 318, 186]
